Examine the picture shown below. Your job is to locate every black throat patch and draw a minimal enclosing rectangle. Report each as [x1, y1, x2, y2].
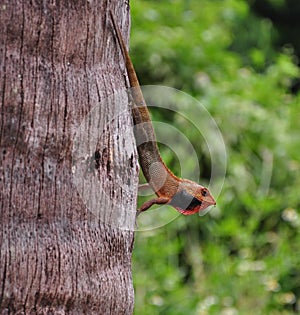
[169, 190, 202, 210]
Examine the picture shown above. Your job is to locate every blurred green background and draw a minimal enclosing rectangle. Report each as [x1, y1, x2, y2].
[130, 0, 300, 314]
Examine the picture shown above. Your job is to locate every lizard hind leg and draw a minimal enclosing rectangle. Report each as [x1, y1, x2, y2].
[138, 183, 153, 192]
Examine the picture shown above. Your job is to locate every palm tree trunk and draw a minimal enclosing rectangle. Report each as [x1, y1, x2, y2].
[0, 1, 136, 313]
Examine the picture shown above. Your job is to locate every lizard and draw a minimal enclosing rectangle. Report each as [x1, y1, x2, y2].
[110, 11, 216, 215]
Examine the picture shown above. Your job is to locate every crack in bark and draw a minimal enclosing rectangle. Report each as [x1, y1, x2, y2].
[0, 42, 6, 148]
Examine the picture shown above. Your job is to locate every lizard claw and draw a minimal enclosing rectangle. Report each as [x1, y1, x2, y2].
[134, 209, 142, 229]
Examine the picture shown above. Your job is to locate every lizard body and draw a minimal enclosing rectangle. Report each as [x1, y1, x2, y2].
[110, 11, 216, 215]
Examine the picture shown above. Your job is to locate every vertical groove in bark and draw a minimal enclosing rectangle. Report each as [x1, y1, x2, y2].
[0, 1, 136, 314]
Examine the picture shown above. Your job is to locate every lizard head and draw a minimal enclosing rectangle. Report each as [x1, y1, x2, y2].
[168, 179, 216, 215]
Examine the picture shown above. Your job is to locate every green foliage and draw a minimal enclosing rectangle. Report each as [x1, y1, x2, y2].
[131, 0, 300, 314]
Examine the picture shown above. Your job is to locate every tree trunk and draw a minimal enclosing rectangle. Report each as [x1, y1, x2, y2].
[0, 1, 137, 314]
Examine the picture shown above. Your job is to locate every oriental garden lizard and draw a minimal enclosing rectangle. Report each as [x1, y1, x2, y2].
[110, 11, 216, 215]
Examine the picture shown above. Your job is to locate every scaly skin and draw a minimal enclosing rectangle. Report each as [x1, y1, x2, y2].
[110, 11, 216, 215]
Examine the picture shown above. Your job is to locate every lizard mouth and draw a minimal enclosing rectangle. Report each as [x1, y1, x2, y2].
[176, 200, 216, 215]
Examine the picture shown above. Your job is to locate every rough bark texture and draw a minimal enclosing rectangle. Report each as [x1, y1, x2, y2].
[0, 1, 137, 314]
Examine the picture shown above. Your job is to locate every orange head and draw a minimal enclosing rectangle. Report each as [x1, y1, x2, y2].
[168, 179, 216, 215]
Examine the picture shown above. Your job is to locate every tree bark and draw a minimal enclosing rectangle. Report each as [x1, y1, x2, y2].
[0, 1, 137, 314]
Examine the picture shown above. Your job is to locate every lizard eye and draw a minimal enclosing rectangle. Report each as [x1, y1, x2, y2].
[201, 189, 208, 197]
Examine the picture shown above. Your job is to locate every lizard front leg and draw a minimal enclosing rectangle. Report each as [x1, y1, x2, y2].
[136, 196, 170, 216]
